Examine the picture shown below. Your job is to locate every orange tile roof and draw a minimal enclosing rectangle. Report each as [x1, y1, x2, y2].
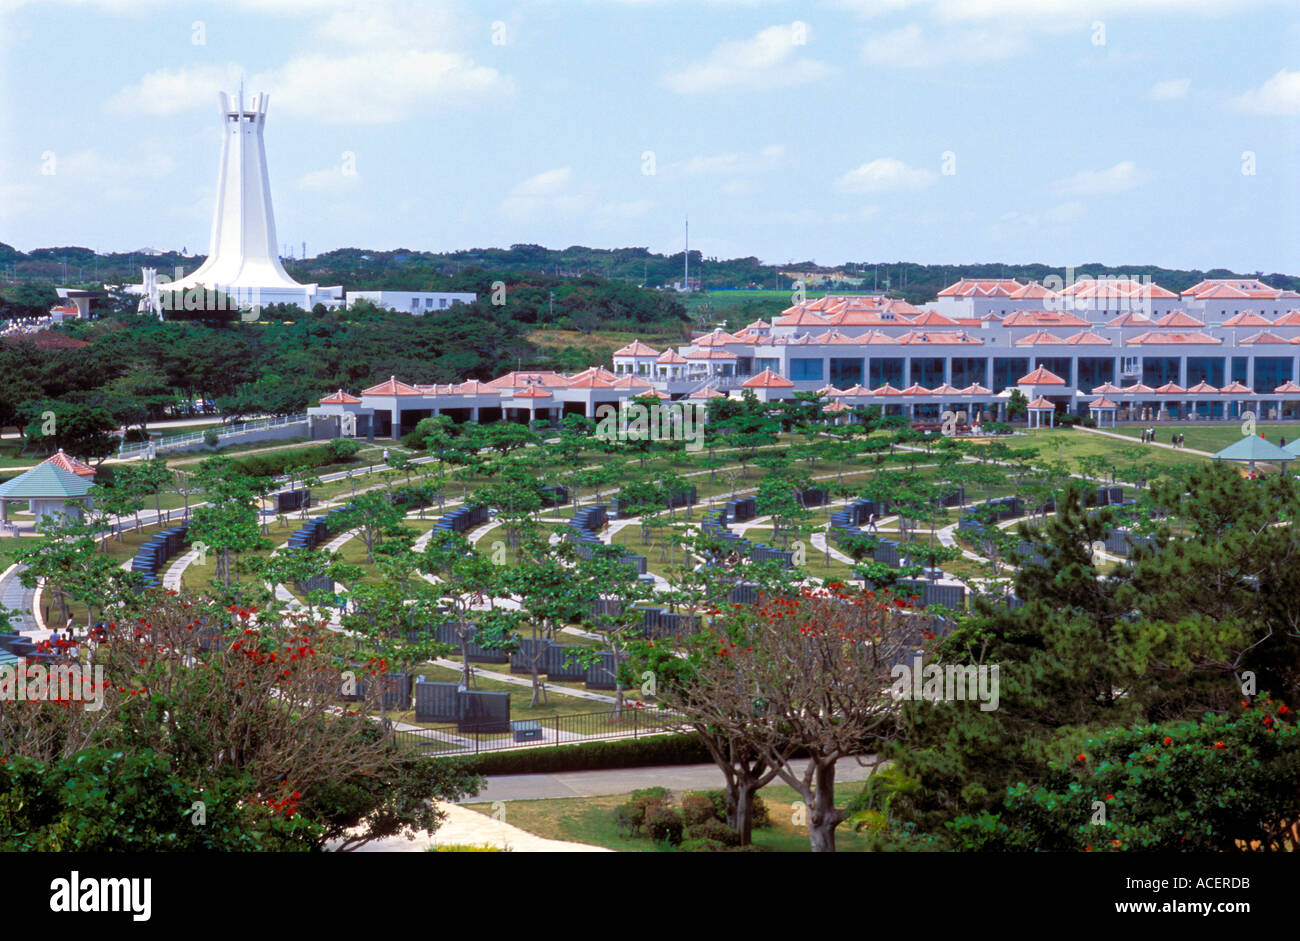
[1220, 310, 1273, 327]
[1186, 381, 1220, 394]
[683, 348, 737, 360]
[362, 376, 422, 396]
[840, 384, 873, 397]
[960, 382, 991, 395]
[907, 311, 960, 327]
[613, 339, 660, 357]
[688, 386, 725, 399]
[656, 349, 687, 364]
[1156, 310, 1205, 328]
[486, 370, 571, 390]
[1125, 331, 1221, 345]
[452, 379, 499, 395]
[1027, 396, 1055, 409]
[1155, 381, 1187, 394]
[1220, 380, 1252, 394]
[1238, 331, 1290, 345]
[1182, 278, 1297, 300]
[1018, 366, 1066, 386]
[1106, 312, 1154, 327]
[1271, 310, 1300, 326]
[1275, 381, 1300, 394]
[40, 448, 96, 478]
[1090, 382, 1123, 395]
[692, 329, 740, 347]
[1001, 310, 1090, 328]
[872, 383, 905, 396]
[510, 385, 554, 399]
[1007, 282, 1060, 300]
[1063, 330, 1112, 345]
[1015, 330, 1068, 346]
[928, 383, 962, 396]
[1060, 278, 1178, 300]
[1120, 382, 1155, 395]
[823, 400, 851, 412]
[895, 330, 983, 345]
[774, 307, 831, 327]
[1088, 397, 1118, 409]
[900, 383, 933, 396]
[319, 389, 362, 405]
[611, 376, 656, 390]
[742, 368, 795, 389]
[937, 278, 1023, 298]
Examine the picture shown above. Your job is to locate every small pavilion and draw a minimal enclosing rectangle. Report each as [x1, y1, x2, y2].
[1087, 396, 1119, 428]
[0, 463, 95, 532]
[1211, 435, 1293, 475]
[1026, 396, 1056, 428]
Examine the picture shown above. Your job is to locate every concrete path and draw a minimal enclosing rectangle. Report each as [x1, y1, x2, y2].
[0, 563, 38, 633]
[345, 802, 610, 853]
[1073, 424, 1214, 457]
[469, 755, 880, 803]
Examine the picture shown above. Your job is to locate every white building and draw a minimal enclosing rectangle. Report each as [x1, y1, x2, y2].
[132, 88, 343, 316]
[345, 291, 476, 314]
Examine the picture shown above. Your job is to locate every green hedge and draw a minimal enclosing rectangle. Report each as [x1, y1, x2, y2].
[443, 732, 710, 776]
[230, 445, 346, 479]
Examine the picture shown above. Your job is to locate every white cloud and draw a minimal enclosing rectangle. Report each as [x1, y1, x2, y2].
[1146, 78, 1190, 100]
[862, 24, 1026, 66]
[1053, 161, 1149, 196]
[663, 23, 832, 94]
[499, 168, 585, 221]
[1228, 68, 1300, 116]
[498, 168, 654, 225]
[836, 157, 937, 194]
[664, 144, 786, 178]
[108, 50, 513, 124]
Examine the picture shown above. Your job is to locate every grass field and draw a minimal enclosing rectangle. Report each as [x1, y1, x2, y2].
[1101, 422, 1300, 454]
[463, 779, 875, 853]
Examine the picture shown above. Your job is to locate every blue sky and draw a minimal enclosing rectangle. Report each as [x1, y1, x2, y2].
[1, 0, 1297, 272]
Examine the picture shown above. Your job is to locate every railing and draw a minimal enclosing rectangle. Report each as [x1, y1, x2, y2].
[390, 706, 687, 756]
[118, 413, 309, 458]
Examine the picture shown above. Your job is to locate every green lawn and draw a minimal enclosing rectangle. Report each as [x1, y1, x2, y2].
[463, 779, 876, 852]
[1101, 422, 1300, 455]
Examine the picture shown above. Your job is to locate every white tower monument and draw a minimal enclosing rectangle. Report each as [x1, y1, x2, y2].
[141, 87, 342, 317]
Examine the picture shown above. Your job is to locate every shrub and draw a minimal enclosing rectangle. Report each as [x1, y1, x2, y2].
[680, 794, 715, 827]
[686, 818, 740, 846]
[613, 803, 642, 838]
[429, 843, 508, 852]
[698, 789, 771, 829]
[326, 437, 361, 461]
[203, 428, 219, 448]
[644, 806, 684, 846]
[678, 837, 726, 853]
[447, 733, 710, 776]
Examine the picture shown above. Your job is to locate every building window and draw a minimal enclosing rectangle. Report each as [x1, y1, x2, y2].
[790, 358, 824, 382]
[829, 358, 864, 387]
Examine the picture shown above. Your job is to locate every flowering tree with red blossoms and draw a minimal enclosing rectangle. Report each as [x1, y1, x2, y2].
[0, 592, 481, 850]
[669, 584, 937, 852]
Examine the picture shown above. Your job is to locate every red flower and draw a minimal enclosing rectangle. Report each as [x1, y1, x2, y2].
[1163, 736, 1172, 746]
[1213, 741, 1225, 749]
[1105, 794, 1115, 801]
[1077, 754, 1087, 763]
[1280, 705, 1291, 715]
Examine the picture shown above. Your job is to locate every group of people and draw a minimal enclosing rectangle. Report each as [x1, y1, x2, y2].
[1139, 428, 1187, 448]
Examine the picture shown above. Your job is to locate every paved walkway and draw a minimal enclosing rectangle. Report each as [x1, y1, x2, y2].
[0, 563, 37, 632]
[469, 755, 880, 803]
[342, 802, 610, 853]
[1073, 424, 1214, 456]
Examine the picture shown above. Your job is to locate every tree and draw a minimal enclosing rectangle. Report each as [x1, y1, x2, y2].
[668, 585, 932, 851]
[335, 490, 405, 564]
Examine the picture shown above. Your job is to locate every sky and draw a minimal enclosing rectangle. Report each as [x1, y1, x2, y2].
[1, 0, 1298, 273]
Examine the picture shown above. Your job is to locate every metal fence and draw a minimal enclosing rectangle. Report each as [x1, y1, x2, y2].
[118, 413, 308, 458]
[390, 706, 686, 756]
